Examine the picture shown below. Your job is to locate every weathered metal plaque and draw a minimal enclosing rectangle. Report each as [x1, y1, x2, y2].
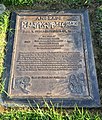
[2, 10, 100, 107]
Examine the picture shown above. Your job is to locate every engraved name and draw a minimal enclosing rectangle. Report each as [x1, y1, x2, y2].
[21, 21, 78, 30]
[36, 16, 61, 20]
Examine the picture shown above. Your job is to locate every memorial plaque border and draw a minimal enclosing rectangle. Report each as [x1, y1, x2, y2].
[0, 9, 100, 107]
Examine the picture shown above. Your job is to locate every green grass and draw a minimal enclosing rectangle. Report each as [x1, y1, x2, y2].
[90, 5, 102, 102]
[1, 0, 34, 6]
[0, 0, 102, 119]
[0, 11, 9, 79]
[0, 106, 101, 120]
[0, 11, 10, 94]
[0, 0, 101, 10]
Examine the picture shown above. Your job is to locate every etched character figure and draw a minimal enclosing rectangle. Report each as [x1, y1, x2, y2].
[77, 73, 86, 93]
[69, 74, 78, 93]
[69, 73, 85, 94]
[15, 76, 31, 94]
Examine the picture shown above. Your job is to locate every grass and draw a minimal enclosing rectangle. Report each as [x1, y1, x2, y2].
[0, 0, 102, 119]
[1, 0, 34, 6]
[0, 105, 102, 120]
[0, 11, 9, 80]
[0, 0, 101, 10]
[0, 0, 101, 6]
[90, 5, 102, 103]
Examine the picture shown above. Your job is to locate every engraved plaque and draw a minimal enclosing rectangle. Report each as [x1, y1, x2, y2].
[2, 10, 100, 107]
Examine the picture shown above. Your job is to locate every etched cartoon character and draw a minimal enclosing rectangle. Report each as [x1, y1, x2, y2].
[69, 74, 78, 93]
[15, 76, 31, 94]
[68, 73, 85, 94]
[77, 73, 86, 93]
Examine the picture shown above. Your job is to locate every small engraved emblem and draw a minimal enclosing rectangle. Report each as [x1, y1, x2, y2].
[69, 73, 86, 94]
[14, 76, 31, 94]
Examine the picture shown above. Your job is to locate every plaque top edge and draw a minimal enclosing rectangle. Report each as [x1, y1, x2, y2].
[12, 9, 88, 16]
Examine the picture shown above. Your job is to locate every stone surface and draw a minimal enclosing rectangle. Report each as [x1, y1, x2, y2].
[2, 10, 100, 107]
[0, 4, 6, 14]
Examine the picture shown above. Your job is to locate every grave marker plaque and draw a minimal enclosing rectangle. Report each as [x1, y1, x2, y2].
[2, 10, 100, 107]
